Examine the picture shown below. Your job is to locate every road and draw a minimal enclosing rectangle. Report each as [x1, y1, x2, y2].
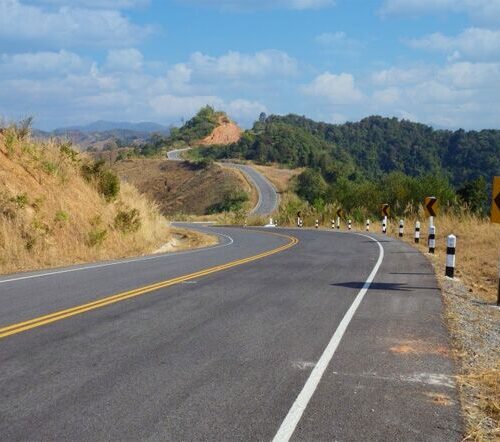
[167, 148, 279, 216]
[0, 226, 462, 441]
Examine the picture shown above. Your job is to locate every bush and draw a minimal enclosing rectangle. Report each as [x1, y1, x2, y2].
[81, 159, 120, 201]
[54, 210, 69, 223]
[98, 170, 120, 201]
[114, 208, 141, 234]
[207, 189, 249, 214]
[87, 228, 107, 247]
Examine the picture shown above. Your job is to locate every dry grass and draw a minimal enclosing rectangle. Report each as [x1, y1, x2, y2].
[382, 214, 500, 440]
[0, 127, 213, 275]
[253, 164, 303, 193]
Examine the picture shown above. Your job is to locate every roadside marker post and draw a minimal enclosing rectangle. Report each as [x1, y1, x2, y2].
[366, 219, 370, 232]
[399, 220, 404, 237]
[428, 226, 436, 254]
[382, 217, 387, 234]
[348, 219, 352, 231]
[315, 219, 319, 229]
[415, 221, 421, 243]
[445, 235, 456, 278]
[336, 217, 340, 229]
[331, 220, 335, 229]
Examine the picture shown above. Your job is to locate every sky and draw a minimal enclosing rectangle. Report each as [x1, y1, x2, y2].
[0, 0, 499, 130]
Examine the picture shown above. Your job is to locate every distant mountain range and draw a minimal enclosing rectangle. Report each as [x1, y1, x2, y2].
[33, 120, 171, 150]
[53, 120, 170, 134]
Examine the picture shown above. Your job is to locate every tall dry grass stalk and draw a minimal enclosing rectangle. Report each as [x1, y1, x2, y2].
[0, 126, 172, 275]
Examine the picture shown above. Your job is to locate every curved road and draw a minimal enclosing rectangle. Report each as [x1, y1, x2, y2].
[0, 226, 461, 441]
[167, 147, 279, 216]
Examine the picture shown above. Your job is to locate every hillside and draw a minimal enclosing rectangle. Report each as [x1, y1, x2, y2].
[194, 114, 499, 191]
[0, 124, 207, 275]
[134, 106, 242, 157]
[114, 159, 251, 216]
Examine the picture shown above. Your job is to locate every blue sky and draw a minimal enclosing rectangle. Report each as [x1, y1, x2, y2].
[1, 0, 499, 130]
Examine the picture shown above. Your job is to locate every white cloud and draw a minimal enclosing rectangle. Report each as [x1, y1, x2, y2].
[0, 0, 152, 47]
[178, 0, 335, 11]
[370, 61, 500, 128]
[315, 31, 363, 53]
[26, 0, 150, 8]
[302, 72, 364, 104]
[166, 63, 192, 93]
[0, 50, 87, 75]
[380, 0, 500, 25]
[372, 87, 401, 105]
[408, 28, 500, 61]
[189, 50, 298, 79]
[149, 94, 266, 124]
[106, 48, 143, 71]
[372, 66, 430, 86]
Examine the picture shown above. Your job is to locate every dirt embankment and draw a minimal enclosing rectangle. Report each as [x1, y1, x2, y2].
[197, 116, 242, 146]
[0, 130, 174, 275]
[114, 159, 249, 216]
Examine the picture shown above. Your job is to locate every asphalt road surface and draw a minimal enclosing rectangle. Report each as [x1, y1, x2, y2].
[167, 148, 279, 216]
[0, 225, 462, 441]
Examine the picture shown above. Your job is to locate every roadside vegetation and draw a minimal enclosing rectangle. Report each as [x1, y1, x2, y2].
[0, 120, 190, 275]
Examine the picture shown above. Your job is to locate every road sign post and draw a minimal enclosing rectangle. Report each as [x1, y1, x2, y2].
[381, 204, 389, 234]
[366, 219, 370, 232]
[336, 209, 343, 230]
[424, 197, 438, 245]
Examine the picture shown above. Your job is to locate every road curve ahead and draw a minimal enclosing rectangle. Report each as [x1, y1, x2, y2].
[0, 226, 461, 441]
[167, 147, 279, 216]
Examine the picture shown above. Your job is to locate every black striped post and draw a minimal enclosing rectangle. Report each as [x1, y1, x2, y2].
[415, 221, 420, 243]
[336, 216, 340, 229]
[366, 219, 370, 232]
[382, 216, 387, 234]
[348, 219, 352, 230]
[315, 219, 319, 229]
[445, 235, 456, 278]
[399, 220, 404, 237]
[331, 219, 335, 229]
[428, 226, 436, 253]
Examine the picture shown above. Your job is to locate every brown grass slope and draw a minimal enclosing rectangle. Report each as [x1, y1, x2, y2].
[114, 159, 249, 216]
[0, 128, 173, 275]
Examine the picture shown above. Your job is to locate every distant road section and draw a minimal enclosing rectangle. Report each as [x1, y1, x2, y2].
[167, 148, 279, 216]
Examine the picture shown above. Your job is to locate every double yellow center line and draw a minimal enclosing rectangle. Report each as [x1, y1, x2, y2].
[0, 232, 298, 340]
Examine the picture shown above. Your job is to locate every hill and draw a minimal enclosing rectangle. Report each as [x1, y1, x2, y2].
[134, 106, 242, 157]
[114, 159, 251, 216]
[195, 114, 499, 185]
[0, 123, 206, 275]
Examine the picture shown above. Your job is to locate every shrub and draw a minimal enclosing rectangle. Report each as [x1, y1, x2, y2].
[11, 193, 28, 209]
[54, 210, 69, 223]
[81, 159, 120, 201]
[207, 189, 249, 214]
[87, 228, 107, 247]
[114, 208, 141, 234]
[98, 170, 120, 201]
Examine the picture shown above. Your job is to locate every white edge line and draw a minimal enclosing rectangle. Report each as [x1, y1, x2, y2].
[272, 232, 385, 442]
[0, 231, 234, 285]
